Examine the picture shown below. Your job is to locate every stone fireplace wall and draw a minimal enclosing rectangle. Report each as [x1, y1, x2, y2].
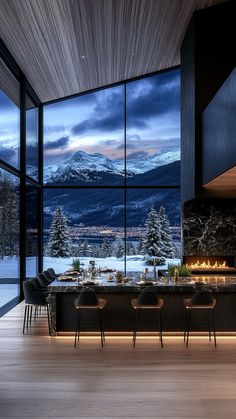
[183, 199, 236, 257]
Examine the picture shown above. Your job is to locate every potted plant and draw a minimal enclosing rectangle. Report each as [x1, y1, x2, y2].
[72, 258, 81, 271]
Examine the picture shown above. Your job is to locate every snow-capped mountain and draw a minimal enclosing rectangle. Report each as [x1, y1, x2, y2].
[44, 150, 180, 184]
[126, 150, 180, 174]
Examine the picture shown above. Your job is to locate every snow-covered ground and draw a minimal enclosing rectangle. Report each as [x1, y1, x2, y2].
[0, 285, 19, 307]
[43, 255, 181, 274]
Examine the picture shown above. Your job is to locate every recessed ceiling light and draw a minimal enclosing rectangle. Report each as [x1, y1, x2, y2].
[81, 55, 85, 60]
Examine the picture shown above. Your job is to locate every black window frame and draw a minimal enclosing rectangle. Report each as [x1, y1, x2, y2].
[0, 37, 180, 314]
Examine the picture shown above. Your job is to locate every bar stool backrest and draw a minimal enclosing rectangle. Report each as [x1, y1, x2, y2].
[23, 281, 47, 306]
[191, 290, 213, 305]
[43, 270, 53, 283]
[30, 277, 46, 291]
[138, 289, 159, 305]
[75, 289, 98, 306]
[36, 273, 49, 288]
[47, 268, 57, 279]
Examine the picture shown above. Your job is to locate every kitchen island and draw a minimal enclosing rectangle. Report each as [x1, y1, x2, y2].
[47, 276, 236, 335]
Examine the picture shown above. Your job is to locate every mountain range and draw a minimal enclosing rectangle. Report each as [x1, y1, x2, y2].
[43, 149, 180, 185]
[42, 149, 180, 228]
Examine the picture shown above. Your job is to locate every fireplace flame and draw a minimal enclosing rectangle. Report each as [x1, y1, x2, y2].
[186, 260, 229, 270]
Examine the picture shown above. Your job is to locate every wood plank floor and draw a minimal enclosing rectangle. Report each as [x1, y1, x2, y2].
[1, 303, 236, 418]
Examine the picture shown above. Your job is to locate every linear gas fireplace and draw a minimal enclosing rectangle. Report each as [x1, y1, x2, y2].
[183, 256, 236, 274]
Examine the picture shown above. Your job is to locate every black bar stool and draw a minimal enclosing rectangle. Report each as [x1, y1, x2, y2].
[74, 290, 106, 348]
[23, 280, 51, 335]
[131, 290, 164, 348]
[183, 291, 216, 347]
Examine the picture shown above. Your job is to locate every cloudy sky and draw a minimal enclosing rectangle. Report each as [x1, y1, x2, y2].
[0, 69, 180, 169]
[43, 69, 180, 166]
[0, 90, 20, 169]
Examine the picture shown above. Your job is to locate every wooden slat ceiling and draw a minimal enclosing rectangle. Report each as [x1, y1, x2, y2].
[203, 166, 236, 197]
[0, 0, 225, 103]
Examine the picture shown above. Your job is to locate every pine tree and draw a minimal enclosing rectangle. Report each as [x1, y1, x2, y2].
[93, 244, 101, 258]
[82, 240, 93, 257]
[115, 238, 125, 258]
[126, 241, 136, 255]
[100, 238, 112, 258]
[76, 241, 84, 257]
[0, 172, 19, 258]
[143, 206, 164, 257]
[47, 207, 70, 257]
[158, 206, 175, 257]
[138, 236, 145, 255]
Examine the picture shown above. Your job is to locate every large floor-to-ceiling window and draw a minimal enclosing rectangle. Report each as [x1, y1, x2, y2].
[25, 93, 40, 279]
[43, 69, 180, 274]
[0, 57, 21, 313]
[0, 48, 41, 316]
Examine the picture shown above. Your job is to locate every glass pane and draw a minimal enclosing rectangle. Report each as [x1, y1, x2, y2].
[126, 189, 181, 274]
[0, 169, 20, 311]
[0, 58, 20, 169]
[26, 95, 38, 180]
[126, 70, 180, 186]
[43, 85, 124, 186]
[43, 188, 125, 274]
[26, 183, 39, 278]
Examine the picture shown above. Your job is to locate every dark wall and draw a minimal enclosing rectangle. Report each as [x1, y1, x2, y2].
[181, 0, 236, 203]
[183, 199, 236, 257]
[202, 68, 236, 183]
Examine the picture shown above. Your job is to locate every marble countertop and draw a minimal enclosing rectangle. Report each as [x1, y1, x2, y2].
[48, 275, 236, 293]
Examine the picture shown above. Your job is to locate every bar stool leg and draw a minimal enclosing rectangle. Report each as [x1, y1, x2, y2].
[23, 305, 27, 334]
[77, 308, 81, 343]
[186, 309, 191, 348]
[133, 309, 138, 348]
[74, 309, 79, 347]
[99, 309, 104, 348]
[26, 305, 30, 331]
[158, 309, 164, 348]
[184, 309, 188, 342]
[208, 310, 211, 342]
[29, 306, 33, 326]
[212, 309, 217, 348]
[101, 309, 105, 342]
[46, 305, 51, 335]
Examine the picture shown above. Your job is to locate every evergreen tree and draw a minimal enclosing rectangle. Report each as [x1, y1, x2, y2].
[93, 243, 101, 258]
[143, 206, 163, 257]
[76, 241, 84, 257]
[158, 206, 175, 257]
[100, 238, 112, 258]
[47, 207, 70, 257]
[83, 240, 93, 257]
[0, 173, 19, 258]
[173, 241, 181, 258]
[115, 238, 125, 258]
[138, 236, 145, 255]
[126, 241, 136, 256]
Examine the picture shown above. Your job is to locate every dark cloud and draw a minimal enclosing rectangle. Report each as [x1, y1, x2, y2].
[72, 89, 124, 135]
[44, 136, 70, 150]
[70, 70, 180, 137]
[26, 144, 38, 167]
[126, 70, 180, 127]
[0, 146, 17, 164]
